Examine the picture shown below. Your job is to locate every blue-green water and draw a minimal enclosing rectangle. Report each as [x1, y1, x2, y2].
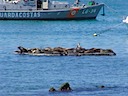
[0, 0, 128, 96]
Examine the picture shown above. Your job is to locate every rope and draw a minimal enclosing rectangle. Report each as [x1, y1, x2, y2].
[104, 4, 117, 13]
[93, 22, 123, 36]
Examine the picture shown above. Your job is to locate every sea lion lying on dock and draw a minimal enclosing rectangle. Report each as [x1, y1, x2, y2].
[15, 46, 116, 56]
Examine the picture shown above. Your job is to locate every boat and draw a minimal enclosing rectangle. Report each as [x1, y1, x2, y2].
[123, 16, 128, 25]
[0, 0, 104, 20]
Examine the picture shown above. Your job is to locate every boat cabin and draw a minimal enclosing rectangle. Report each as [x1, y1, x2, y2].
[0, 0, 70, 10]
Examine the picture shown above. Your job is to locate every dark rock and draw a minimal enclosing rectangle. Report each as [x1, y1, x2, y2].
[100, 85, 105, 88]
[49, 87, 56, 92]
[59, 82, 72, 91]
[96, 85, 105, 88]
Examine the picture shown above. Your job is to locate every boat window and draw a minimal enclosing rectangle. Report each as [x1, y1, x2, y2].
[43, 0, 47, 2]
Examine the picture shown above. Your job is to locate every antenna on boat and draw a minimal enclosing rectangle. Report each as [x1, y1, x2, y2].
[101, 4, 105, 16]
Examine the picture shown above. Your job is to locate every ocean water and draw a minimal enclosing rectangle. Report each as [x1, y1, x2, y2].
[0, 0, 128, 96]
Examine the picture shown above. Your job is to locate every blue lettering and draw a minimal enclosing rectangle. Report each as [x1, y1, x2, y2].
[0, 13, 3, 17]
[37, 12, 40, 17]
[23, 12, 26, 17]
[19, 13, 22, 17]
[0, 12, 41, 18]
[12, 13, 15, 17]
[4, 13, 7, 17]
[34, 12, 37, 17]
[27, 12, 29, 17]
[30, 12, 33, 17]
[15, 13, 18, 17]
[8, 13, 11, 17]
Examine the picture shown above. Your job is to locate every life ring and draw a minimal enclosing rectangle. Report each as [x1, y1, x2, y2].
[71, 10, 77, 16]
[68, 8, 79, 18]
